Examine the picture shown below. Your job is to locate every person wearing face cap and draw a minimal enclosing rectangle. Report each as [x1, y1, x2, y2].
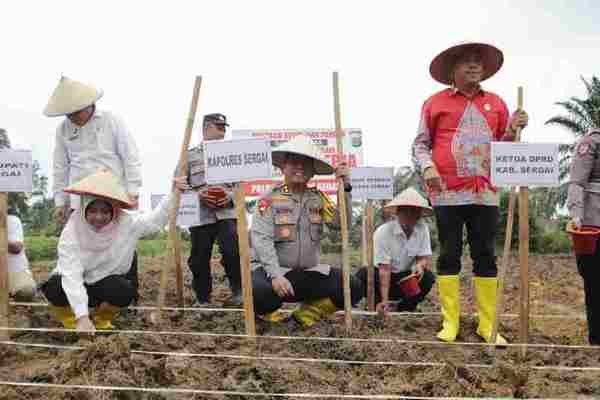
[39, 170, 186, 333]
[412, 42, 529, 344]
[183, 113, 242, 306]
[45, 76, 143, 306]
[250, 134, 363, 329]
[356, 187, 435, 315]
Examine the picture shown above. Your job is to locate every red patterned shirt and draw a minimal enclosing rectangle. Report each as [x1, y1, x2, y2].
[412, 87, 513, 206]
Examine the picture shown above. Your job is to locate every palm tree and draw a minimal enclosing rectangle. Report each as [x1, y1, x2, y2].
[544, 75, 600, 210]
[546, 75, 600, 180]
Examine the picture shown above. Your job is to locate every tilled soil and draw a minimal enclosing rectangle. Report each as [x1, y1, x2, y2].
[1, 252, 599, 399]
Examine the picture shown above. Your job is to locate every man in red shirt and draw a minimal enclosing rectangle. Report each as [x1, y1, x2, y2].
[412, 42, 528, 344]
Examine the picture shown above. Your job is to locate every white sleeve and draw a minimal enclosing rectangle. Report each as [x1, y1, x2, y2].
[52, 127, 70, 207]
[373, 225, 392, 266]
[417, 223, 433, 257]
[7, 216, 24, 243]
[56, 221, 89, 318]
[131, 193, 174, 238]
[113, 114, 143, 196]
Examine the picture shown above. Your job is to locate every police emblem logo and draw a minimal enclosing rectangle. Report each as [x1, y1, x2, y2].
[577, 142, 592, 156]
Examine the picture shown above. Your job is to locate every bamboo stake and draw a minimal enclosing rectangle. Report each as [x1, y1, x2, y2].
[332, 71, 352, 332]
[0, 193, 8, 341]
[153, 76, 202, 324]
[490, 87, 523, 355]
[366, 200, 375, 312]
[234, 186, 256, 337]
[519, 191, 530, 357]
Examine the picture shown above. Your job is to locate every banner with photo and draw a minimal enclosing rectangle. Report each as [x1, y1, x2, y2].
[231, 128, 364, 196]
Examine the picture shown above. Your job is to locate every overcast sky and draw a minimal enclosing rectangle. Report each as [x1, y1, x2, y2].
[2, 0, 599, 207]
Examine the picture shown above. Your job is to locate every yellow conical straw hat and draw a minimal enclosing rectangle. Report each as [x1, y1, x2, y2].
[64, 169, 133, 209]
[272, 134, 334, 175]
[43, 76, 104, 117]
[384, 187, 433, 216]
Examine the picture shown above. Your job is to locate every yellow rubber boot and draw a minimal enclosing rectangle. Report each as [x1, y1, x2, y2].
[436, 275, 460, 342]
[92, 303, 120, 330]
[292, 298, 337, 328]
[48, 305, 76, 329]
[473, 277, 508, 345]
[260, 310, 286, 322]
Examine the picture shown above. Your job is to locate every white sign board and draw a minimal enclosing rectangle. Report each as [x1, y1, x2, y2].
[151, 192, 200, 227]
[350, 167, 394, 200]
[204, 138, 273, 185]
[0, 150, 33, 192]
[491, 142, 560, 187]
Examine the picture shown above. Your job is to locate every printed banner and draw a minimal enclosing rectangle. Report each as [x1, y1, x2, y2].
[232, 128, 364, 196]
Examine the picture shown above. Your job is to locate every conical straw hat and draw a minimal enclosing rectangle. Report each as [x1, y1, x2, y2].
[43, 76, 104, 117]
[429, 41, 503, 85]
[272, 134, 334, 175]
[384, 187, 433, 216]
[64, 169, 133, 209]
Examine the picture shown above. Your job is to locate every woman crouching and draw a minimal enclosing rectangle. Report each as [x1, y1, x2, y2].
[41, 169, 185, 334]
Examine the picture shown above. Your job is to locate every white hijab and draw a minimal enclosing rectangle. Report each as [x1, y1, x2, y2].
[73, 196, 121, 252]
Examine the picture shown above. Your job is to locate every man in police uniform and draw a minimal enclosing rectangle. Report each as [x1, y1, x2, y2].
[250, 134, 362, 328]
[567, 128, 600, 344]
[185, 113, 242, 306]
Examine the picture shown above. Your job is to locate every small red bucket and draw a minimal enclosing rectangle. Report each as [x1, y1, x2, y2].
[399, 274, 421, 298]
[567, 225, 600, 256]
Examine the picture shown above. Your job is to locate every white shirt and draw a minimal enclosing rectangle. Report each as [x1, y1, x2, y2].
[52, 194, 173, 318]
[52, 109, 142, 208]
[7, 215, 30, 273]
[373, 219, 432, 274]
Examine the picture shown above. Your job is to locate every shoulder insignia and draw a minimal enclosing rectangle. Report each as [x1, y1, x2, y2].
[317, 189, 336, 223]
[258, 198, 272, 215]
[576, 137, 594, 156]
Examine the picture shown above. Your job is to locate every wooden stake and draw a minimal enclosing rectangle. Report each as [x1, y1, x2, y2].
[0, 193, 8, 340]
[519, 186, 530, 358]
[234, 186, 256, 337]
[153, 76, 202, 323]
[332, 71, 352, 332]
[490, 87, 523, 355]
[366, 201, 375, 312]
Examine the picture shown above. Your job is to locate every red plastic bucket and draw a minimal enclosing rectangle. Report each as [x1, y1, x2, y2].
[399, 274, 421, 298]
[567, 225, 600, 256]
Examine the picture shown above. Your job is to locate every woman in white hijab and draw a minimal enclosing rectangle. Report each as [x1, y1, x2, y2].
[40, 169, 186, 334]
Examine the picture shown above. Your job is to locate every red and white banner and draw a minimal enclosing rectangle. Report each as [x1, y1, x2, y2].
[232, 128, 364, 196]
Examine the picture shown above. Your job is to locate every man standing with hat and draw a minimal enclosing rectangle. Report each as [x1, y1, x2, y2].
[184, 113, 242, 306]
[412, 42, 528, 344]
[250, 134, 362, 329]
[356, 187, 435, 315]
[45, 76, 143, 304]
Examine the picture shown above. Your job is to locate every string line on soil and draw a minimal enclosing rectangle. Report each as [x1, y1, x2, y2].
[4, 340, 600, 373]
[0, 381, 575, 399]
[9, 301, 586, 320]
[0, 326, 596, 351]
